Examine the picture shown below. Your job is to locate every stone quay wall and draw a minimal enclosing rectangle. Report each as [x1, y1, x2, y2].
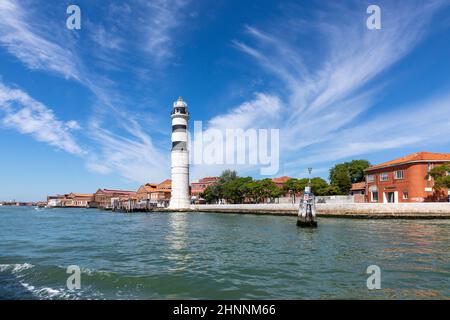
[190, 203, 450, 219]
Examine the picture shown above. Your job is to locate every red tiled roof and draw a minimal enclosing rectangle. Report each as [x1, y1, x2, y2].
[69, 193, 93, 197]
[198, 177, 220, 183]
[271, 176, 291, 183]
[138, 183, 158, 193]
[156, 179, 171, 190]
[99, 189, 136, 195]
[367, 152, 450, 171]
[351, 182, 366, 191]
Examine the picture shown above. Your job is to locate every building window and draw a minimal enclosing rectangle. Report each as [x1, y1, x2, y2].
[370, 186, 378, 202]
[403, 192, 409, 200]
[372, 191, 379, 202]
[394, 170, 404, 180]
[380, 173, 389, 181]
[367, 174, 375, 182]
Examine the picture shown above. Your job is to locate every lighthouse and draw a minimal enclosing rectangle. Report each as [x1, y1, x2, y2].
[169, 96, 191, 210]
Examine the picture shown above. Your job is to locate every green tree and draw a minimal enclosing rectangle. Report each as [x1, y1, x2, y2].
[201, 169, 239, 203]
[316, 185, 341, 196]
[219, 169, 238, 184]
[241, 179, 275, 203]
[309, 177, 330, 195]
[270, 186, 285, 201]
[282, 178, 302, 202]
[347, 160, 371, 183]
[329, 164, 352, 194]
[258, 178, 281, 202]
[329, 160, 370, 194]
[283, 177, 341, 198]
[244, 180, 263, 203]
[223, 177, 253, 204]
[428, 164, 450, 190]
[201, 184, 220, 203]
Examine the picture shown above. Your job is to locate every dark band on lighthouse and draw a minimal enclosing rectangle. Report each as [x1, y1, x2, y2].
[172, 124, 187, 132]
[172, 141, 187, 151]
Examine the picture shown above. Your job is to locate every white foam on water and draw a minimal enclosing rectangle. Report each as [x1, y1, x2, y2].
[81, 267, 111, 277]
[21, 282, 35, 291]
[12, 263, 34, 273]
[3, 263, 104, 299]
[36, 287, 62, 297]
[21, 282, 76, 299]
[0, 263, 34, 273]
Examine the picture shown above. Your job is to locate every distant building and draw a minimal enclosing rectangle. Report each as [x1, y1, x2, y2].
[136, 183, 158, 202]
[190, 177, 220, 204]
[350, 182, 365, 196]
[62, 193, 94, 208]
[112, 194, 139, 211]
[93, 189, 136, 209]
[349, 182, 366, 203]
[365, 152, 450, 203]
[191, 177, 220, 196]
[271, 176, 291, 188]
[47, 195, 66, 207]
[151, 179, 172, 208]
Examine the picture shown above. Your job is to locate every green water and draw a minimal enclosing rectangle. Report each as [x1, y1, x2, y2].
[0, 206, 449, 299]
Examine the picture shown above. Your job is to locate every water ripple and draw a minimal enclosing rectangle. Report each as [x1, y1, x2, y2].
[1, 206, 449, 299]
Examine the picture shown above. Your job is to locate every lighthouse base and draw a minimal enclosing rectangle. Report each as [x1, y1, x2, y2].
[169, 198, 191, 210]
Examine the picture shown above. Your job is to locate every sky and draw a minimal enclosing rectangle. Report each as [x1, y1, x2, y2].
[0, 0, 450, 201]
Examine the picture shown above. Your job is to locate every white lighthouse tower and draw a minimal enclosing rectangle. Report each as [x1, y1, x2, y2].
[169, 96, 191, 210]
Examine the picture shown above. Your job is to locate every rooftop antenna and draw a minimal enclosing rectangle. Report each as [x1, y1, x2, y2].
[308, 167, 312, 188]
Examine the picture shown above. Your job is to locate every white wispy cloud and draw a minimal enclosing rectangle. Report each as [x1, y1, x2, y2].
[0, 82, 83, 155]
[0, 0, 81, 80]
[89, 24, 124, 51]
[190, 93, 282, 179]
[231, 0, 449, 175]
[286, 92, 450, 167]
[141, 0, 191, 62]
[207, 93, 282, 130]
[85, 120, 169, 183]
[0, 0, 182, 184]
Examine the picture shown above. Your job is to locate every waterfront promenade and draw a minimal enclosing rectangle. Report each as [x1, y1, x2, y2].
[190, 203, 450, 219]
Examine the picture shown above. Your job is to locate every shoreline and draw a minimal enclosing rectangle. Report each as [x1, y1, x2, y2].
[21, 203, 450, 219]
[186, 203, 450, 219]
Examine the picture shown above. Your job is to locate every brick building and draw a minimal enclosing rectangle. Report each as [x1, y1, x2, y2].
[63, 193, 94, 207]
[365, 152, 450, 203]
[93, 189, 136, 209]
[191, 177, 220, 197]
[136, 183, 158, 201]
[150, 179, 172, 207]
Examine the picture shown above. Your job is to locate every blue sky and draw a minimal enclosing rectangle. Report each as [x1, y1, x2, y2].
[1, 0, 450, 201]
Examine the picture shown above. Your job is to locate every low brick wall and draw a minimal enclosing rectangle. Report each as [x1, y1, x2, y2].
[190, 203, 450, 219]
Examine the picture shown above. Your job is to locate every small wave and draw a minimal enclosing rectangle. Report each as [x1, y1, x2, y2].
[20, 282, 81, 299]
[20, 282, 35, 292]
[35, 287, 64, 298]
[81, 267, 111, 277]
[0, 263, 34, 273]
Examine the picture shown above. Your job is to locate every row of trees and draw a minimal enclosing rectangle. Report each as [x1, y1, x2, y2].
[202, 170, 285, 204]
[201, 160, 371, 204]
[202, 161, 450, 204]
